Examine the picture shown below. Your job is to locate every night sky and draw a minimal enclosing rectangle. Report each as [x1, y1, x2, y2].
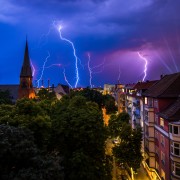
[0, 0, 180, 88]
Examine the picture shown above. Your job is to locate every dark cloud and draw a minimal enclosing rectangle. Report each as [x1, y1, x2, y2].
[0, 0, 180, 86]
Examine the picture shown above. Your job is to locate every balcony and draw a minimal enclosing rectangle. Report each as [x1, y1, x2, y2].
[134, 111, 141, 119]
[169, 133, 180, 142]
[170, 154, 180, 163]
[133, 101, 140, 107]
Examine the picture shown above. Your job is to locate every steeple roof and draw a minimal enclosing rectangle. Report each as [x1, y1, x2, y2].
[20, 40, 32, 77]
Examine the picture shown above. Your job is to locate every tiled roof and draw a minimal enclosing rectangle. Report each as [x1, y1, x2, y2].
[159, 98, 180, 120]
[134, 80, 157, 90]
[143, 73, 180, 98]
[125, 83, 136, 89]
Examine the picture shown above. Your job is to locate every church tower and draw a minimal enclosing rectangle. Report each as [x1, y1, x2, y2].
[18, 40, 35, 99]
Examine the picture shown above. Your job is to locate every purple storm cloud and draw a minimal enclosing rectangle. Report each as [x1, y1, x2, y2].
[0, 0, 180, 87]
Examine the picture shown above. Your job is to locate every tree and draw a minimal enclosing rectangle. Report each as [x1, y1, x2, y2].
[0, 98, 52, 150]
[0, 104, 14, 124]
[103, 94, 117, 114]
[51, 95, 111, 180]
[108, 112, 130, 137]
[37, 88, 57, 101]
[70, 88, 104, 108]
[0, 125, 63, 180]
[0, 90, 12, 104]
[113, 124, 143, 172]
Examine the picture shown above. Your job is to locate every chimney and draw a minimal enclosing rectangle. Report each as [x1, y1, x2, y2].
[48, 79, 50, 91]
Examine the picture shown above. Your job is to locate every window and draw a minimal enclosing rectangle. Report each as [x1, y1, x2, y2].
[174, 126, 179, 134]
[161, 135, 165, 146]
[171, 141, 180, 156]
[154, 99, 158, 108]
[148, 98, 153, 107]
[145, 138, 149, 150]
[169, 125, 180, 135]
[145, 125, 149, 136]
[155, 115, 158, 125]
[160, 118, 164, 128]
[169, 125, 172, 133]
[155, 146, 159, 156]
[172, 161, 180, 177]
[161, 151, 165, 165]
[144, 110, 148, 122]
[145, 97, 148, 104]
[155, 130, 158, 139]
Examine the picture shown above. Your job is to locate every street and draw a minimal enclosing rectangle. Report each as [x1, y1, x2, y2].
[105, 138, 150, 180]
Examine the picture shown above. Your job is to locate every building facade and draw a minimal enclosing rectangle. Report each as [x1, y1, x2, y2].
[143, 73, 180, 180]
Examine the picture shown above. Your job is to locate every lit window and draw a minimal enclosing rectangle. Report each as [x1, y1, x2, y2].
[160, 118, 164, 128]
[172, 161, 180, 177]
[145, 97, 147, 104]
[171, 141, 180, 156]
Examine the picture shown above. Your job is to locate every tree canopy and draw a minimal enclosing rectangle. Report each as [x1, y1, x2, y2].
[108, 112, 130, 137]
[0, 124, 63, 180]
[0, 92, 112, 180]
[0, 90, 12, 104]
[113, 124, 143, 172]
[51, 95, 110, 180]
[70, 88, 117, 114]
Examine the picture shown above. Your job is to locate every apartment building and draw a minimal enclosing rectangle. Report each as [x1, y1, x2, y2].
[142, 72, 180, 180]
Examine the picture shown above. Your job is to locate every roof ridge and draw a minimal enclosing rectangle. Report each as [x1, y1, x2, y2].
[158, 73, 180, 97]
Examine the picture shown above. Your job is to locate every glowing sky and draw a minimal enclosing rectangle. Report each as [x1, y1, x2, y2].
[0, 0, 180, 87]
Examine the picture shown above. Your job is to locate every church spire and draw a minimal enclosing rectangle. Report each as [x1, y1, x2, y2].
[18, 39, 35, 99]
[20, 39, 32, 77]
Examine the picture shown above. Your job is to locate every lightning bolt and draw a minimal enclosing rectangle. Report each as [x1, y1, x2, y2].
[37, 51, 50, 87]
[87, 54, 106, 87]
[87, 53, 93, 88]
[91, 58, 106, 74]
[30, 61, 36, 77]
[118, 65, 121, 83]
[56, 25, 79, 88]
[45, 64, 62, 69]
[63, 68, 72, 88]
[138, 52, 148, 82]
